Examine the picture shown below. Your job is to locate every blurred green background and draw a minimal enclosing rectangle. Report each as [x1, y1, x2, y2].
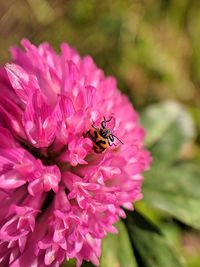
[1, 1, 200, 267]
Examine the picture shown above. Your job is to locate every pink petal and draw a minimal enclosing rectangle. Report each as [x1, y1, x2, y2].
[0, 127, 16, 148]
[53, 95, 75, 121]
[5, 63, 40, 104]
[23, 90, 57, 147]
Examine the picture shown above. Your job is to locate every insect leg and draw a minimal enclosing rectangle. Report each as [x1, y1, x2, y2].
[110, 134, 123, 144]
[108, 135, 117, 147]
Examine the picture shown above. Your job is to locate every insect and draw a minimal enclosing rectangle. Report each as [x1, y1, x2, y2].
[85, 117, 123, 153]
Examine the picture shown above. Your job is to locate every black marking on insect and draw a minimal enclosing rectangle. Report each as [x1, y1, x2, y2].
[85, 117, 123, 153]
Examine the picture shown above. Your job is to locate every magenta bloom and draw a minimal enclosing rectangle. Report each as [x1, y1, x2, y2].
[0, 39, 151, 267]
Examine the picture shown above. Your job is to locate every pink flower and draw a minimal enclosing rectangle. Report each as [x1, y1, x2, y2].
[0, 39, 151, 267]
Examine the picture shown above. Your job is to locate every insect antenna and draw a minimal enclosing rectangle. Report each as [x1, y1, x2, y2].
[103, 116, 113, 123]
[102, 116, 113, 128]
[92, 120, 98, 130]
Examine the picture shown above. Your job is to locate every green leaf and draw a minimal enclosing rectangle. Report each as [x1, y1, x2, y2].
[61, 259, 76, 267]
[100, 220, 137, 267]
[81, 262, 95, 267]
[141, 101, 195, 164]
[124, 211, 184, 267]
[62, 259, 95, 267]
[143, 164, 200, 229]
[135, 200, 165, 226]
[129, 225, 184, 267]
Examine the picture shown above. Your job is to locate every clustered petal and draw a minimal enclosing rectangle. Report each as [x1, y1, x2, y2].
[0, 39, 151, 267]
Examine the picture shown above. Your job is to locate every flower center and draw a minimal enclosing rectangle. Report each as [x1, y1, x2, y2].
[20, 140, 68, 167]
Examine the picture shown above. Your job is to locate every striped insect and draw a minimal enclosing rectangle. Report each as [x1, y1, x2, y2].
[85, 117, 123, 153]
